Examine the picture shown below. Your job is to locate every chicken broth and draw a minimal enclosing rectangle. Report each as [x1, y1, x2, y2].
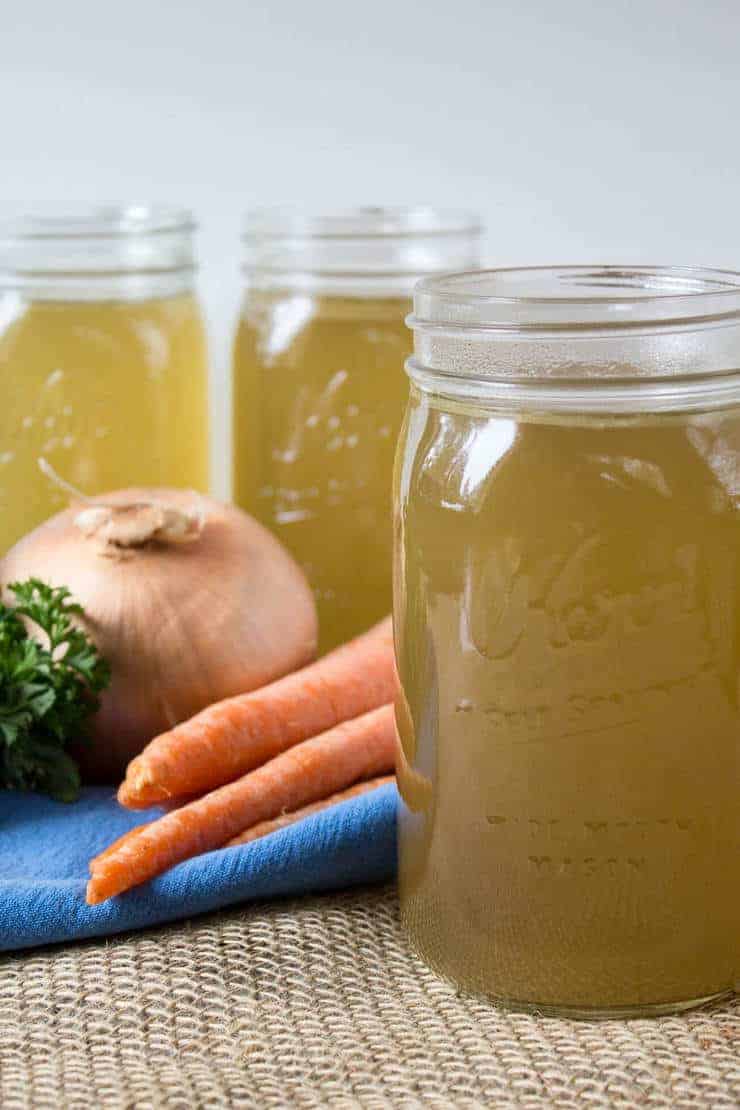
[0, 293, 209, 555]
[394, 385, 739, 1014]
[233, 292, 410, 653]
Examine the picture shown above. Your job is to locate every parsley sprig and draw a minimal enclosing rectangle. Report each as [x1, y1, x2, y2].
[0, 579, 110, 802]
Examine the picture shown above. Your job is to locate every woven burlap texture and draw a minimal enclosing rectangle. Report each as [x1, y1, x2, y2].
[0, 885, 737, 1110]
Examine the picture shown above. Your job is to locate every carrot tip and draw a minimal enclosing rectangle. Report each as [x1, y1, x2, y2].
[118, 780, 168, 810]
[85, 880, 104, 906]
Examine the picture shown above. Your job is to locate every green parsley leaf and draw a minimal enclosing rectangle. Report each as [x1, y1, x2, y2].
[0, 578, 110, 802]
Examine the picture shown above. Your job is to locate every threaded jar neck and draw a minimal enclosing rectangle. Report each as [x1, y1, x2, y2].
[0, 206, 198, 300]
[407, 265, 740, 413]
[241, 206, 482, 297]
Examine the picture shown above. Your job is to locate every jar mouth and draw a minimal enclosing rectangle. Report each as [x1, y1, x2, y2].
[243, 206, 482, 242]
[0, 205, 197, 295]
[0, 205, 195, 243]
[409, 266, 740, 412]
[412, 266, 740, 331]
[241, 207, 482, 295]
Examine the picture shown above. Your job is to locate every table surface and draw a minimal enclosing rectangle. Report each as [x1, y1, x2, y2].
[0, 885, 737, 1109]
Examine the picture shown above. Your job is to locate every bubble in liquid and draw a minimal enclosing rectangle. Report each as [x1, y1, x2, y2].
[45, 369, 64, 388]
[21, 416, 34, 430]
[0, 451, 15, 466]
[272, 447, 298, 463]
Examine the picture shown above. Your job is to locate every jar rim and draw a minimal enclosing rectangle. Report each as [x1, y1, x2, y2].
[243, 206, 482, 242]
[0, 205, 197, 296]
[412, 265, 740, 331]
[0, 205, 196, 243]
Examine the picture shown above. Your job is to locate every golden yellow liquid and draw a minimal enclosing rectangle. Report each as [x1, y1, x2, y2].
[394, 385, 739, 1015]
[233, 291, 410, 653]
[0, 294, 209, 554]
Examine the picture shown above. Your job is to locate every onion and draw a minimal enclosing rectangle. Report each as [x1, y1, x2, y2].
[0, 487, 318, 782]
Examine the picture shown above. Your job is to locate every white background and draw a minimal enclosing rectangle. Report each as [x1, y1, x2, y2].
[3, 0, 740, 493]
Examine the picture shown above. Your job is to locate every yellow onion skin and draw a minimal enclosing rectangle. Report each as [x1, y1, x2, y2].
[0, 488, 319, 783]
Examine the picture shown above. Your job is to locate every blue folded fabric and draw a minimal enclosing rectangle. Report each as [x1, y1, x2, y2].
[0, 782, 398, 951]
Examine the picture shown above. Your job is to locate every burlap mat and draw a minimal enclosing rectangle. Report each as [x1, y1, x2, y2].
[0, 886, 737, 1109]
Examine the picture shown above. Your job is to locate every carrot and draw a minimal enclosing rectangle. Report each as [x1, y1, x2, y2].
[118, 616, 394, 810]
[87, 705, 398, 904]
[92, 826, 140, 864]
[226, 775, 394, 847]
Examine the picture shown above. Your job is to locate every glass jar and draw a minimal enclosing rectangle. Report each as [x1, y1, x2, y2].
[395, 266, 740, 1018]
[232, 207, 481, 653]
[0, 206, 209, 555]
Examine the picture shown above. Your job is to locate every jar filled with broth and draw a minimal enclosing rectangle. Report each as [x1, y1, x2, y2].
[232, 207, 481, 653]
[395, 266, 740, 1018]
[0, 207, 209, 555]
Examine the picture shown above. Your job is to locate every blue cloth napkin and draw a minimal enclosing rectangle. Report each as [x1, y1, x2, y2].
[0, 782, 398, 951]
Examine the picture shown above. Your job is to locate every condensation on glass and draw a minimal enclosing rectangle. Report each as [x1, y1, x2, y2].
[395, 266, 740, 1018]
[0, 206, 209, 555]
[232, 207, 481, 653]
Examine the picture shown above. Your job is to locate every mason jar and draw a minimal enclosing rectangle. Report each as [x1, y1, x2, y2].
[0, 206, 209, 555]
[395, 266, 740, 1018]
[232, 207, 481, 653]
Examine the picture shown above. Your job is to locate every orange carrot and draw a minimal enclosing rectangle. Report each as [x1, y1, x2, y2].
[87, 705, 397, 904]
[118, 617, 394, 810]
[226, 775, 394, 847]
[93, 826, 140, 864]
